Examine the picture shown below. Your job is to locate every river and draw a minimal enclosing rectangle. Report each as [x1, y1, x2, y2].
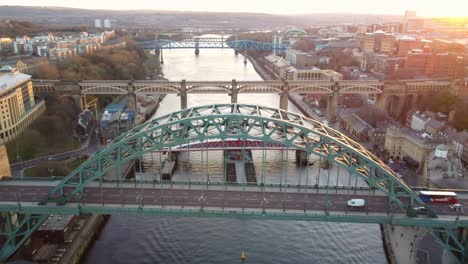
[83, 45, 388, 264]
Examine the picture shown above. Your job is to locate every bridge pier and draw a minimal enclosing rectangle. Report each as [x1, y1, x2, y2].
[130, 92, 138, 126]
[80, 95, 87, 111]
[127, 81, 138, 126]
[231, 79, 238, 104]
[326, 83, 339, 122]
[326, 94, 338, 122]
[295, 150, 308, 166]
[243, 49, 247, 65]
[279, 81, 289, 110]
[374, 93, 387, 113]
[180, 80, 187, 110]
[195, 39, 200, 55]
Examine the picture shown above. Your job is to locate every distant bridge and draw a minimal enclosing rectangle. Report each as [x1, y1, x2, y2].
[138, 38, 290, 51]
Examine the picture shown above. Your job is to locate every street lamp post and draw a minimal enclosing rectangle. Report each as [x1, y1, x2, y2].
[199, 195, 205, 212]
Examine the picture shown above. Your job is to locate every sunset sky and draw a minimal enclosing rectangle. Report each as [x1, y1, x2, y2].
[1, 0, 468, 17]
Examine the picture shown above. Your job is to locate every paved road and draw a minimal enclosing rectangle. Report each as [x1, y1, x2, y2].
[1, 185, 466, 217]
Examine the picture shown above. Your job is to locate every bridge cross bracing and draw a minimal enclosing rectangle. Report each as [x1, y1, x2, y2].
[139, 38, 290, 50]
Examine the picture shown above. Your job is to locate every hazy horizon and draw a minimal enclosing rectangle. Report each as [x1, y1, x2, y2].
[1, 0, 468, 17]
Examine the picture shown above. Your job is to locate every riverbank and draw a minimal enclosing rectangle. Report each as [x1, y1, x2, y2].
[381, 224, 397, 264]
[245, 54, 275, 81]
[60, 215, 109, 264]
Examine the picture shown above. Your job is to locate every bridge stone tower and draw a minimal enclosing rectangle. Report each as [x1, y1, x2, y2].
[180, 80, 187, 110]
[195, 39, 200, 55]
[326, 82, 339, 122]
[279, 81, 289, 110]
[231, 79, 238, 104]
[128, 81, 138, 125]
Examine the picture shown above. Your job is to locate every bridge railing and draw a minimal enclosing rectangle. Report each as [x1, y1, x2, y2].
[5, 177, 468, 194]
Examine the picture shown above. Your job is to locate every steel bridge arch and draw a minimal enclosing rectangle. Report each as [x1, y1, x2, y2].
[80, 85, 129, 95]
[289, 85, 334, 94]
[238, 83, 283, 93]
[284, 28, 307, 35]
[186, 82, 232, 94]
[339, 85, 383, 94]
[134, 85, 181, 95]
[39, 104, 432, 217]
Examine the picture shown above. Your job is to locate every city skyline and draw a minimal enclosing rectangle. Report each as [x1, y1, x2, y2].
[2, 0, 468, 17]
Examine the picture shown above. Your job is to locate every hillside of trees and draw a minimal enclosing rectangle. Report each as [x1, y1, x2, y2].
[416, 90, 468, 131]
[9, 39, 150, 164]
[7, 96, 81, 162]
[36, 39, 150, 80]
[0, 20, 90, 38]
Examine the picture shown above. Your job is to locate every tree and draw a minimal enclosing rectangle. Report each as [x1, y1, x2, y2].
[418, 90, 457, 114]
[7, 129, 42, 162]
[292, 37, 315, 52]
[35, 62, 60, 79]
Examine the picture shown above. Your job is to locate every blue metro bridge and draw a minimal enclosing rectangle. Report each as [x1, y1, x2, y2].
[138, 37, 289, 53]
[1, 104, 468, 263]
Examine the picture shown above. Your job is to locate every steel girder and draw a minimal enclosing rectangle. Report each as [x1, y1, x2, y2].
[139, 39, 289, 50]
[0, 212, 48, 262]
[428, 227, 466, 263]
[0, 207, 465, 263]
[39, 104, 431, 216]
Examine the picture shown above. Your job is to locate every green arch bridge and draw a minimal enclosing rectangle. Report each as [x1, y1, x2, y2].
[1, 104, 467, 263]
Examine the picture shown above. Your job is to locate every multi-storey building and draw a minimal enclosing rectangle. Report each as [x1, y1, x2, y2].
[432, 39, 465, 54]
[358, 34, 375, 53]
[285, 49, 318, 68]
[15, 57, 49, 75]
[0, 38, 13, 54]
[385, 126, 445, 166]
[0, 66, 45, 144]
[286, 67, 342, 81]
[401, 10, 417, 33]
[358, 31, 396, 55]
[337, 112, 371, 141]
[104, 19, 112, 28]
[404, 49, 429, 75]
[425, 53, 464, 78]
[396, 37, 423, 57]
[410, 111, 431, 131]
[374, 32, 396, 55]
[372, 55, 405, 79]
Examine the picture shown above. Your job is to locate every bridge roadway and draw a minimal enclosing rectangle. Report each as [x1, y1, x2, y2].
[1, 181, 467, 218]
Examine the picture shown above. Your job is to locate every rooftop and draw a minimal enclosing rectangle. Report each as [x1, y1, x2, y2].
[38, 214, 75, 231]
[339, 112, 371, 133]
[426, 119, 445, 130]
[0, 66, 31, 94]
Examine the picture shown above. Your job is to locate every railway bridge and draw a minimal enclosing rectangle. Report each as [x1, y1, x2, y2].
[31, 78, 456, 122]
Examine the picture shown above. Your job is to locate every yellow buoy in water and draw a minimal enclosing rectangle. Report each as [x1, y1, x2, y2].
[240, 251, 247, 262]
